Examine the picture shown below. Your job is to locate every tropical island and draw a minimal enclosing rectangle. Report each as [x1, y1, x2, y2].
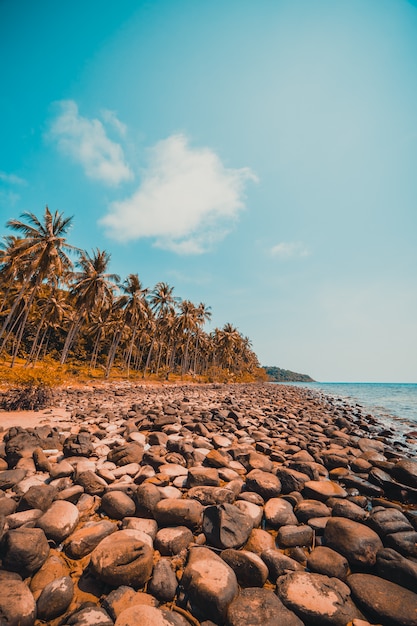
[263, 366, 315, 383]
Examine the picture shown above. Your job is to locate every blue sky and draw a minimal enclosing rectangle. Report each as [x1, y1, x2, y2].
[1, 0, 416, 382]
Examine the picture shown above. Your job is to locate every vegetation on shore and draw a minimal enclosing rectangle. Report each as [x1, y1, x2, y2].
[263, 366, 315, 382]
[0, 207, 266, 393]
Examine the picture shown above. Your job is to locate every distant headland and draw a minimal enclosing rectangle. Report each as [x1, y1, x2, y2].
[263, 366, 315, 382]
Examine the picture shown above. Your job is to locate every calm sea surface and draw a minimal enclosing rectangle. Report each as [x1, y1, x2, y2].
[275, 382, 417, 435]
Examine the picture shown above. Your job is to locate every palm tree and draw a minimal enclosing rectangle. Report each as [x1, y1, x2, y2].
[143, 282, 179, 377]
[60, 248, 119, 364]
[0, 207, 76, 364]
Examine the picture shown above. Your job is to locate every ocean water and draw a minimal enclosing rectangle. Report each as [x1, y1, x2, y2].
[276, 382, 417, 437]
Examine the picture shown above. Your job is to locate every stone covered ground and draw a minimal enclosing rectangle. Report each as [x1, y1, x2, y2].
[1, 382, 417, 626]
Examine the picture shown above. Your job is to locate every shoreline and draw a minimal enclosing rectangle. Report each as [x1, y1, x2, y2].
[1, 381, 417, 624]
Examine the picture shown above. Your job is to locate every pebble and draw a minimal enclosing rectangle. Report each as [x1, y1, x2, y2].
[0, 381, 417, 625]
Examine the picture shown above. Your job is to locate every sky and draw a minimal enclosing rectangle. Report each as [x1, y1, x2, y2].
[0, 0, 416, 382]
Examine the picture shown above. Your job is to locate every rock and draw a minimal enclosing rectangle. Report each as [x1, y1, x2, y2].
[376, 547, 417, 592]
[0, 468, 27, 489]
[135, 483, 162, 514]
[29, 551, 70, 599]
[181, 546, 239, 623]
[221, 548, 268, 587]
[277, 571, 362, 625]
[368, 507, 413, 535]
[155, 525, 193, 555]
[277, 524, 314, 548]
[115, 605, 189, 625]
[234, 499, 263, 526]
[76, 470, 108, 495]
[0, 579, 37, 626]
[6, 508, 44, 529]
[323, 517, 383, 567]
[3, 527, 50, 576]
[18, 483, 56, 511]
[101, 490, 136, 520]
[64, 520, 117, 559]
[303, 480, 348, 501]
[63, 432, 94, 457]
[66, 605, 113, 626]
[392, 459, 417, 488]
[227, 587, 303, 626]
[148, 558, 178, 602]
[261, 549, 304, 582]
[187, 467, 220, 487]
[36, 575, 74, 620]
[276, 467, 311, 493]
[295, 499, 332, 522]
[348, 573, 417, 626]
[37, 500, 79, 543]
[91, 530, 154, 588]
[245, 469, 282, 499]
[307, 546, 349, 580]
[109, 442, 144, 466]
[264, 497, 297, 527]
[385, 530, 417, 558]
[188, 485, 235, 505]
[330, 499, 368, 522]
[154, 498, 203, 530]
[102, 586, 158, 620]
[0, 496, 18, 516]
[203, 503, 253, 549]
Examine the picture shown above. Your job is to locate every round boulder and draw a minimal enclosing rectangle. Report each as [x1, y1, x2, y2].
[91, 530, 153, 588]
[0, 579, 36, 626]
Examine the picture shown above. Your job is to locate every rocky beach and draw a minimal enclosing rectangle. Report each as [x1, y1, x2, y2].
[1, 381, 417, 626]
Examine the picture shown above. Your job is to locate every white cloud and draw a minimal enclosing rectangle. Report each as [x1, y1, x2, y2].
[100, 109, 127, 137]
[0, 171, 27, 186]
[48, 100, 133, 186]
[100, 133, 257, 253]
[270, 241, 310, 258]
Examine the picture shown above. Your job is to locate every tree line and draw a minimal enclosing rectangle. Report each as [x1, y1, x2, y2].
[0, 207, 263, 380]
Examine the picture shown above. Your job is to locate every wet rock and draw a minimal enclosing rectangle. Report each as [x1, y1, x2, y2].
[307, 546, 349, 580]
[64, 520, 117, 559]
[202, 503, 253, 549]
[37, 499, 79, 543]
[227, 587, 303, 626]
[368, 506, 413, 536]
[91, 530, 154, 588]
[324, 517, 383, 567]
[0, 579, 37, 626]
[101, 490, 136, 520]
[155, 525, 193, 555]
[221, 548, 268, 587]
[277, 571, 362, 625]
[348, 572, 417, 626]
[245, 469, 281, 499]
[392, 459, 417, 488]
[36, 575, 74, 621]
[181, 546, 239, 623]
[148, 558, 178, 602]
[3, 527, 50, 576]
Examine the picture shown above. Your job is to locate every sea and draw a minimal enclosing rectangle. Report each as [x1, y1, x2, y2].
[274, 382, 417, 447]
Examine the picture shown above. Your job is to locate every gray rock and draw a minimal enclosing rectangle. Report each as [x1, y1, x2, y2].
[155, 525, 193, 555]
[245, 469, 282, 499]
[261, 548, 304, 582]
[148, 558, 178, 602]
[0, 468, 27, 489]
[188, 485, 235, 505]
[154, 498, 203, 530]
[295, 499, 332, 522]
[18, 484, 56, 512]
[264, 497, 297, 527]
[330, 499, 368, 522]
[277, 524, 314, 548]
[385, 530, 417, 558]
[66, 605, 113, 626]
[376, 547, 417, 592]
[102, 586, 158, 620]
